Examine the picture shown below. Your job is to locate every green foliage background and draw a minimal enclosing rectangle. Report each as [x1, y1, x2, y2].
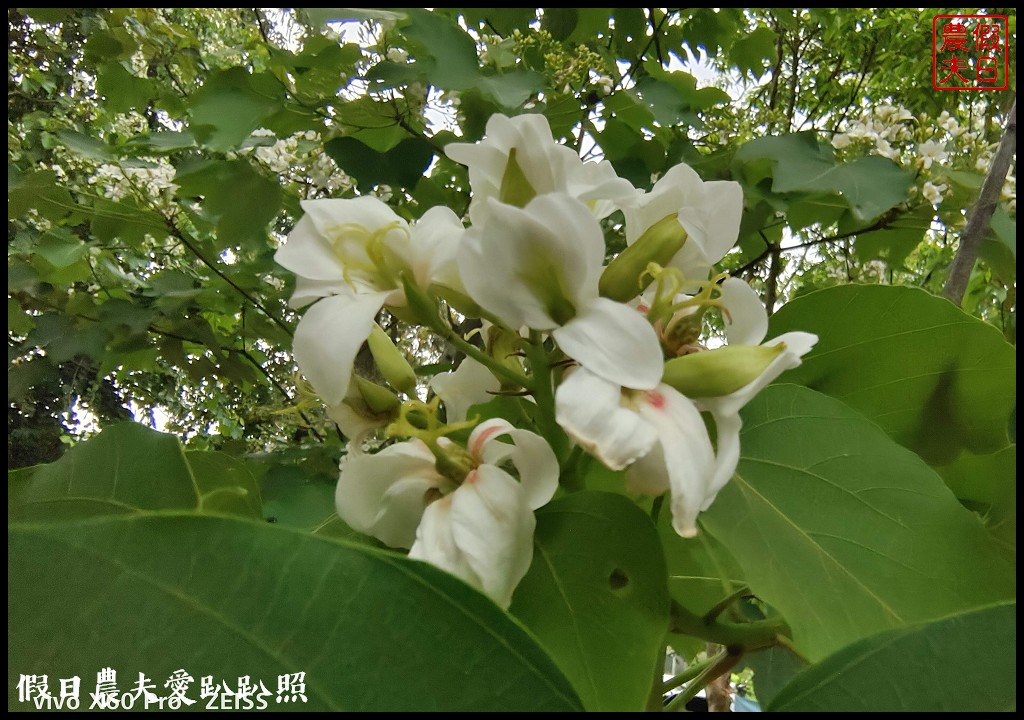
[8, 7, 1016, 712]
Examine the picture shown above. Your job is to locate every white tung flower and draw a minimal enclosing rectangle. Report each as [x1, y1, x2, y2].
[831, 133, 852, 150]
[274, 198, 463, 407]
[445, 113, 635, 224]
[620, 163, 744, 287]
[458, 193, 664, 390]
[336, 419, 559, 607]
[922, 181, 947, 206]
[556, 278, 817, 538]
[917, 139, 949, 170]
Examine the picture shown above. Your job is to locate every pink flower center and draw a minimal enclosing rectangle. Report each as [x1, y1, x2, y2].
[469, 424, 504, 459]
[646, 390, 666, 410]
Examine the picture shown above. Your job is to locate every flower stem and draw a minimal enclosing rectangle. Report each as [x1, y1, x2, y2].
[523, 333, 570, 463]
[661, 650, 723, 695]
[663, 646, 743, 712]
[669, 599, 785, 650]
[445, 328, 535, 391]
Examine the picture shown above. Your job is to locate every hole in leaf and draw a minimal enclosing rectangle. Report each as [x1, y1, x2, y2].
[608, 568, 629, 590]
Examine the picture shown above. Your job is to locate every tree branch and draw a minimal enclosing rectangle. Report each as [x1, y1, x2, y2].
[731, 214, 894, 278]
[831, 38, 877, 134]
[617, 10, 673, 90]
[163, 216, 295, 339]
[943, 98, 1016, 305]
[648, 8, 665, 67]
[767, 17, 784, 112]
[764, 244, 782, 316]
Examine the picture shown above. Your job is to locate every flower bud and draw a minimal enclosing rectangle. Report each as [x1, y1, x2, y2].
[599, 214, 688, 302]
[433, 285, 486, 319]
[487, 325, 525, 387]
[351, 375, 402, 415]
[661, 343, 785, 398]
[367, 325, 417, 394]
[400, 272, 444, 331]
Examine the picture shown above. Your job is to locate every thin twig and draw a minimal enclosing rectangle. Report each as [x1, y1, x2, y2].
[648, 8, 665, 66]
[163, 216, 294, 339]
[617, 11, 673, 90]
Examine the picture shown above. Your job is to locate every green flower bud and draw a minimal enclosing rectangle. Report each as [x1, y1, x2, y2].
[400, 272, 444, 331]
[433, 285, 486, 319]
[599, 214, 688, 302]
[352, 375, 402, 415]
[499, 148, 537, 207]
[367, 324, 418, 394]
[661, 344, 785, 398]
[487, 324, 525, 388]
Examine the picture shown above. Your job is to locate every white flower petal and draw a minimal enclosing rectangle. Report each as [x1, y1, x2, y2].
[630, 385, 716, 538]
[410, 205, 465, 291]
[293, 291, 389, 406]
[449, 465, 536, 608]
[552, 297, 663, 390]
[430, 357, 500, 423]
[623, 163, 704, 244]
[446, 114, 570, 223]
[701, 411, 743, 509]
[458, 195, 603, 329]
[336, 440, 442, 548]
[446, 113, 633, 224]
[673, 179, 744, 274]
[288, 276, 346, 309]
[409, 495, 479, 587]
[719, 277, 768, 346]
[622, 163, 743, 279]
[567, 159, 636, 219]
[275, 215, 345, 284]
[555, 368, 657, 470]
[326, 377, 396, 442]
[468, 418, 559, 510]
[300, 196, 406, 241]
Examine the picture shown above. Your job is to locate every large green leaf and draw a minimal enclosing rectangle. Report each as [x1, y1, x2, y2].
[729, 25, 777, 78]
[701, 384, 1015, 662]
[981, 205, 1016, 282]
[324, 136, 435, 191]
[853, 205, 933, 268]
[510, 492, 669, 711]
[8, 515, 583, 712]
[476, 71, 546, 110]
[189, 69, 283, 151]
[769, 284, 1016, 464]
[54, 130, 116, 161]
[185, 451, 263, 519]
[400, 9, 481, 90]
[742, 646, 808, 708]
[768, 601, 1016, 711]
[936, 445, 1016, 562]
[8, 423, 259, 522]
[174, 159, 282, 250]
[735, 133, 912, 221]
[95, 62, 157, 114]
[8, 170, 77, 222]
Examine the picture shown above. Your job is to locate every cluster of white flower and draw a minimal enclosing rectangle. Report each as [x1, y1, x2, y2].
[88, 159, 178, 202]
[107, 112, 150, 137]
[830, 104, 915, 161]
[244, 129, 354, 197]
[830, 104, 1010, 209]
[275, 113, 816, 607]
[591, 70, 616, 96]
